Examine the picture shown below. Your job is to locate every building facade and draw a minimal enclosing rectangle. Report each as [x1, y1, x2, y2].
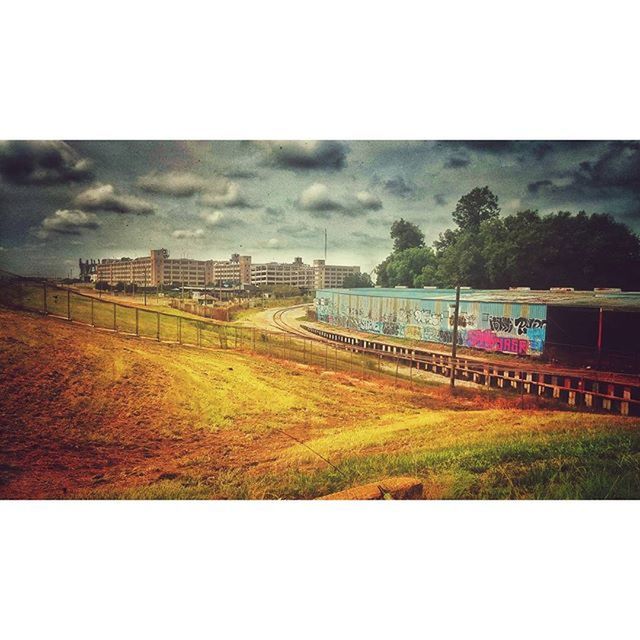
[314, 286, 640, 365]
[97, 249, 208, 287]
[96, 249, 361, 289]
[250, 257, 314, 287]
[207, 254, 252, 286]
[313, 259, 360, 288]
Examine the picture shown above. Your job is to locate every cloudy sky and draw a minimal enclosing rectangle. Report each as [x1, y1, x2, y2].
[1, 140, 639, 277]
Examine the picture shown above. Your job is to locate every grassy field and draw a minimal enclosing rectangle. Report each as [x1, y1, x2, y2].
[1, 306, 639, 499]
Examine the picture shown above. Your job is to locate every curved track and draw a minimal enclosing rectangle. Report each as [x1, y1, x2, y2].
[271, 304, 317, 338]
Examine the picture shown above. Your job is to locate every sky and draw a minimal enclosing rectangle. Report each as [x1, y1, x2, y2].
[1, 140, 639, 277]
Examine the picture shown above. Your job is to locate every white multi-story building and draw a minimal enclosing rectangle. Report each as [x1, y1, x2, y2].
[250, 257, 315, 287]
[313, 259, 361, 288]
[96, 250, 361, 289]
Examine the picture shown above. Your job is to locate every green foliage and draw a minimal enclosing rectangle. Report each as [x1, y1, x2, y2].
[375, 247, 437, 287]
[376, 186, 640, 290]
[390, 218, 425, 251]
[452, 186, 500, 231]
[342, 272, 373, 288]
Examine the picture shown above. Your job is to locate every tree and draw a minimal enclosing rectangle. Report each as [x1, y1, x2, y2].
[390, 218, 425, 251]
[375, 247, 437, 287]
[342, 272, 373, 288]
[452, 186, 500, 231]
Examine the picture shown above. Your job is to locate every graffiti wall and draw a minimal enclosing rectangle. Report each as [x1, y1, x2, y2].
[315, 290, 548, 356]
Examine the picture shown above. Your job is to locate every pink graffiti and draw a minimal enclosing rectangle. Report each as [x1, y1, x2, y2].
[466, 329, 529, 355]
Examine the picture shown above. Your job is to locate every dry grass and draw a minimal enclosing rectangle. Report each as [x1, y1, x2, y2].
[1, 306, 638, 499]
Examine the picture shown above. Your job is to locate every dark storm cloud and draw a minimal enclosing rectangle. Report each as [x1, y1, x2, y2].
[455, 140, 517, 153]
[528, 142, 640, 204]
[576, 141, 640, 191]
[441, 140, 600, 162]
[0, 141, 93, 186]
[527, 180, 553, 194]
[434, 193, 447, 206]
[382, 176, 416, 199]
[259, 141, 348, 170]
[223, 169, 260, 179]
[531, 142, 554, 160]
[444, 156, 470, 169]
[75, 183, 155, 215]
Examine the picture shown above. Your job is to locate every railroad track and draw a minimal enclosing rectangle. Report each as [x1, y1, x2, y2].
[271, 304, 317, 338]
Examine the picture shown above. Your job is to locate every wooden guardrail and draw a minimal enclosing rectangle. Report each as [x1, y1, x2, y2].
[302, 324, 640, 417]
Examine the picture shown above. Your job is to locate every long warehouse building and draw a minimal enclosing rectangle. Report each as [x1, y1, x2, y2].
[95, 249, 360, 289]
[314, 287, 640, 371]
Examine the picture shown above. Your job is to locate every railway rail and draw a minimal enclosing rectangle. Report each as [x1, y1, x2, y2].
[266, 303, 640, 416]
[300, 323, 640, 416]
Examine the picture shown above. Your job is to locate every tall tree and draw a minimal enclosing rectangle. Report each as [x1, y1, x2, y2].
[390, 218, 425, 251]
[342, 272, 373, 288]
[452, 186, 500, 231]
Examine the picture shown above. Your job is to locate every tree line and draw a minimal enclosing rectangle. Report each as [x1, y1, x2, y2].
[374, 187, 640, 290]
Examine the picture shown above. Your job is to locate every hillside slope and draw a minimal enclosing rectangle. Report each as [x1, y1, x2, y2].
[1, 308, 638, 499]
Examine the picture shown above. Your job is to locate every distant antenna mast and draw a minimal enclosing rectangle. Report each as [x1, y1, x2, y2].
[324, 228, 327, 262]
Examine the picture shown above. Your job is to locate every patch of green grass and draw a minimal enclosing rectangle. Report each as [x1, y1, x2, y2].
[88, 429, 640, 500]
[263, 428, 640, 499]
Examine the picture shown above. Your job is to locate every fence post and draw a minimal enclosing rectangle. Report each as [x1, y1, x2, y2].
[395, 355, 400, 387]
[334, 346, 338, 370]
[67, 288, 71, 320]
[325, 343, 328, 369]
[91, 298, 95, 326]
[252, 327, 256, 352]
[409, 354, 414, 388]
[179, 316, 182, 344]
[197, 322, 201, 347]
[113, 302, 116, 331]
[156, 312, 160, 341]
[309, 339, 312, 365]
[234, 326, 238, 348]
[135, 308, 139, 336]
[43, 282, 48, 315]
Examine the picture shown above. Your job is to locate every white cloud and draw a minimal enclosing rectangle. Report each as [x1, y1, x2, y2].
[172, 228, 205, 239]
[356, 191, 383, 210]
[200, 210, 226, 226]
[298, 184, 383, 216]
[138, 171, 253, 208]
[137, 171, 210, 197]
[35, 209, 100, 238]
[198, 179, 250, 208]
[75, 183, 154, 214]
[298, 182, 343, 212]
[268, 237, 285, 248]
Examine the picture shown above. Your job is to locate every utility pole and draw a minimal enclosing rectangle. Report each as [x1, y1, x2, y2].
[449, 285, 461, 390]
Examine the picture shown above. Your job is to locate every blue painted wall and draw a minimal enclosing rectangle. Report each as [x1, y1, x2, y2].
[315, 289, 548, 356]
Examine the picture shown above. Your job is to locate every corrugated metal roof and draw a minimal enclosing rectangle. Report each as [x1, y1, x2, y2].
[317, 288, 640, 310]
